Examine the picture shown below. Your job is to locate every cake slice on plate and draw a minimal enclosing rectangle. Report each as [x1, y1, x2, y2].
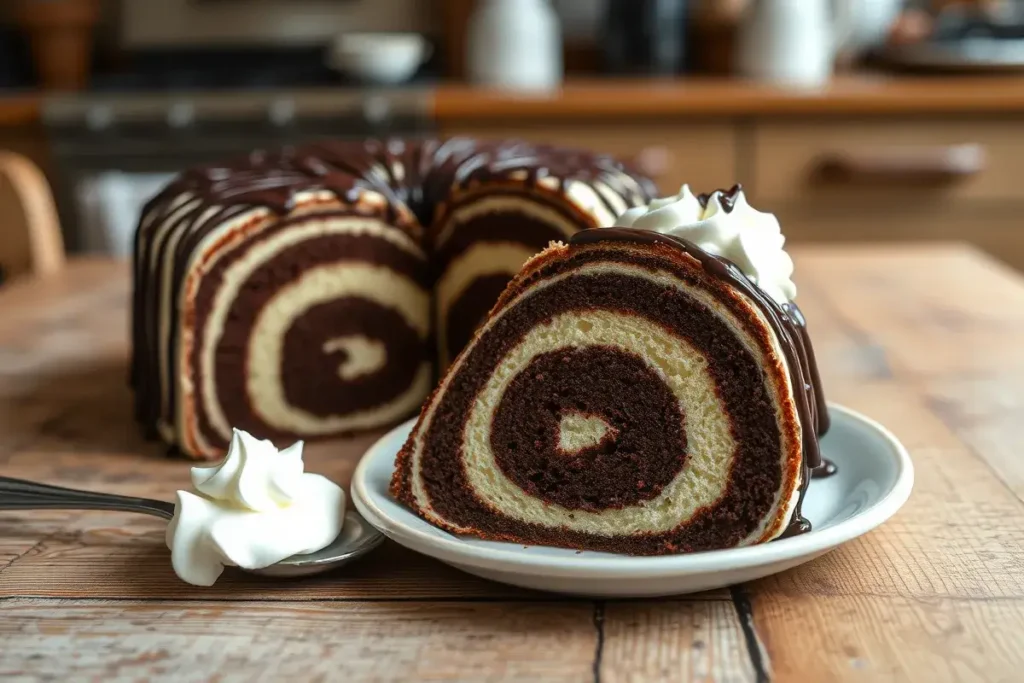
[391, 186, 829, 555]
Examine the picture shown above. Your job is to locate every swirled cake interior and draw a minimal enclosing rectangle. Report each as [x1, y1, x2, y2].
[130, 138, 655, 458]
[391, 186, 830, 554]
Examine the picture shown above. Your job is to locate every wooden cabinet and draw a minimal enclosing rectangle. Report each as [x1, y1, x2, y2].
[749, 119, 1024, 202]
[438, 121, 738, 195]
[442, 114, 1024, 270]
[748, 119, 1024, 269]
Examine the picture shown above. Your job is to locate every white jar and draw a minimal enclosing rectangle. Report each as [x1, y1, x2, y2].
[736, 0, 858, 88]
[467, 0, 563, 91]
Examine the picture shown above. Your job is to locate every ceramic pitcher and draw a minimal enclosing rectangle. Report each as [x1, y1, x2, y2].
[736, 0, 859, 86]
[467, 0, 563, 91]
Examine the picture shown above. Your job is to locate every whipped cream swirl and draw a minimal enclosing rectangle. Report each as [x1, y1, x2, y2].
[166, 429, 345, 586]
[615, 185, 796, 303]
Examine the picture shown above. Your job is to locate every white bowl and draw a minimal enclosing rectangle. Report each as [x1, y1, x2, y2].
[327, 33, 431, 85]
[352, 404, 914, 597]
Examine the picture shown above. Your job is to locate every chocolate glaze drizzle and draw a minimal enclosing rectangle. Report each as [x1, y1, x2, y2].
[569, 226, 830, 538]
[145, 138, 657, 233]
[696, 183, 744, 213]
[812, 459, 838, 479]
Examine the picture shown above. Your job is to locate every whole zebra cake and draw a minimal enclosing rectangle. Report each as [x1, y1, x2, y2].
[391, 186, 830, 554]
[131, 138, 655, 459]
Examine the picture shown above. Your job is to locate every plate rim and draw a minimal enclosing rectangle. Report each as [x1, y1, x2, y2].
[351, 403, 914, 579]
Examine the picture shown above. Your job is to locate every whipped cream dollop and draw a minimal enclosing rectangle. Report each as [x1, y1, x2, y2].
[615, 185, 797, 303]
[166, 429, 345, 586]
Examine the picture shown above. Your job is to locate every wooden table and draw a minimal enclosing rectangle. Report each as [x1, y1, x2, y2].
[1, 247, 1023, 682]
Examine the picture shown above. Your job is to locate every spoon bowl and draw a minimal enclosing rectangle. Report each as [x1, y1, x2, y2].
[0, 475, 385, 578]
[251, 511, 384, 578]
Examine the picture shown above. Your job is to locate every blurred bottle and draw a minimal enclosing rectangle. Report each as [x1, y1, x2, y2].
[467, 0, 563, 91]
[15, 0, 100, 91]
[603, 0, 690, 75]
[690, 0, 749, 75]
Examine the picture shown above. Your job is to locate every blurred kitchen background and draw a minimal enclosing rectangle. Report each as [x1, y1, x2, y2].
[1, 0, 1024, 281]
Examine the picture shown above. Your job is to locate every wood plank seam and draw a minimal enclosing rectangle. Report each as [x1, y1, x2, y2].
[592, 601, 605, 683]
[731, 585, 772, 683]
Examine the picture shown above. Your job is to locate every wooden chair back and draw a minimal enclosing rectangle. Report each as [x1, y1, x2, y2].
[0, 151, 64, 285]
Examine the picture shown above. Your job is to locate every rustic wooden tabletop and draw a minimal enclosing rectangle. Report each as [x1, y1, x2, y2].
[0, 245, 1022, 682]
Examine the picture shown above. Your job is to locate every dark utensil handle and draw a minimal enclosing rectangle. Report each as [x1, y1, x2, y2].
[0, 476, 175, 520]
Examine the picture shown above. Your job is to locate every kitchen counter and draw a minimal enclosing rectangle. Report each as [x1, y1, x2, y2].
[434, 74, 1024, 121]
[2, 245, 1024, 681]
[0, 93, 40, 126]
[10, 74, 1024, 271]
[433, 75, 1024, 271]
[4, 74, 1024, 127]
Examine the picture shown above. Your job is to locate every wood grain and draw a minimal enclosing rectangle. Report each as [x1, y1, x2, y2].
[795, 244, 1024, 378]
[0, 599, 598, 682]
[0, 511, 547, 601]
[601, 600, 757, 683]
[1, 247, 1024, 681]
[739, 244, 1024, 681]
[755, 594, 1024, 683]
[925, 372, 1024, 505]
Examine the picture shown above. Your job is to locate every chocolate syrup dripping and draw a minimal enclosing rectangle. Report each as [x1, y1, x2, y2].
[696, 184, 744, 213]
[569, 227, 829, 538]
[812, 459, 838, 479]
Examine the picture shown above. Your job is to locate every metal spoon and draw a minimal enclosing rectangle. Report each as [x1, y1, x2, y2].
[0, 475, 385, 578]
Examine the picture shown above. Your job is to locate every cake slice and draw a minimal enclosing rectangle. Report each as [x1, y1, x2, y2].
[391, 186, 829, 554]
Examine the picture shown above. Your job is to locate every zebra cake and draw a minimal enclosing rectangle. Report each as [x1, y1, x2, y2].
[130, 138, 655, 459]
[391, 186, 831, 554]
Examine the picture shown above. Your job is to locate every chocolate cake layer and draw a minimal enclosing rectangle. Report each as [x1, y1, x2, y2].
[444, 273, 511, 366]
[491, 345, 686, 511]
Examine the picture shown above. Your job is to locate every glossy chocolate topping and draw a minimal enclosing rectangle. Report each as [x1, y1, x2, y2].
[145, 137, 657, 234]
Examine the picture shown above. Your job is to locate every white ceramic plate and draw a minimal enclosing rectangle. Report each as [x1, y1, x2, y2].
[352, 404, 913, 597]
